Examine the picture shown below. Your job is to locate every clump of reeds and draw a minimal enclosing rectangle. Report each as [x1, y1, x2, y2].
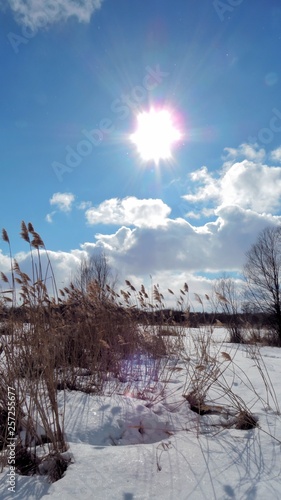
[0, 222, 191, 482]
[0, 223, 67, 481]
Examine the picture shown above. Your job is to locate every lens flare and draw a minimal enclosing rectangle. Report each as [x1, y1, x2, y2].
[130, 108, 181, 164]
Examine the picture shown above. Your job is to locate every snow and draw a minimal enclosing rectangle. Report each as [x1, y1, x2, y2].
[1, 328, 281, 499]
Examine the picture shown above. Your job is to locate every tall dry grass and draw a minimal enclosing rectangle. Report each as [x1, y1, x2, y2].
[0, 223, 189, 480]
[0, 223, 68, 481]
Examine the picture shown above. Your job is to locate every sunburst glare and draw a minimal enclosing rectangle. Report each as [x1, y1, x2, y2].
[130, 108, 181, 164]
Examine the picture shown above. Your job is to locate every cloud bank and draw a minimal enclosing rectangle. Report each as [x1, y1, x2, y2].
[80, 144, 281, 300]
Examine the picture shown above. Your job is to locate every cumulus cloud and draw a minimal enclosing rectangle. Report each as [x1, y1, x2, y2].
[271, 146, 281, 162]
[73, 146, 281, 298]
[86, 208, 280, 279]
[184, 152, 281, 214]
[45, 211, 56, 224]
[185, 166, 220, 204]
[50, 192, 75, 212]
[2, 0, 104, 29]
[85, 197, 171, 228]
[79, 144, 281, 287]
[220, 161, 281, 212]
[0, 249, 15, 275]
[222, 143, 266, 162]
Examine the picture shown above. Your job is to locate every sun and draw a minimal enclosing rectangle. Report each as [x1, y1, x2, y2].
[130, 108, 181, 164]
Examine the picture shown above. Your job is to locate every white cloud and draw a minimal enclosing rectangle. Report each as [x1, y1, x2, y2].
[45, 211, 56, 223]
[185, 166, 220, 203]
[271, 146, 281, 162]
[81, 208, 279, 277]
[184, 157, 281, 214]
[3, 0, 104, 29]
[223, 143, 266, 162]
[50, 192, 75, 213]
[220, 161, 281, 212]
[85, 197, 171, 228]
[78, 201, 92, 210]
[185, 211, 201, 219]
[0, 249, 15, 275]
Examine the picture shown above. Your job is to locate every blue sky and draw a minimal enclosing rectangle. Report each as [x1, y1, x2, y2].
[1, 0, 281, 301]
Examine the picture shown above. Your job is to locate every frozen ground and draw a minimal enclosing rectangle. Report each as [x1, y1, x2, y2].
[1, 328, 281, 499]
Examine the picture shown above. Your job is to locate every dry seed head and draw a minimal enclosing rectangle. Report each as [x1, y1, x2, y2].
[31, 232, 44, 248]
[1, 272, 9, 283]
[13, 259, 20, 272]
[20, 272, 31, 282]
[221, 352, 232, 362]
[27, 222, 34, 232]
[20, 221, 30, 243]
[21, 285, 29, 295]
[215, 292, 229, 303]
[168, 289, 174, 295]
[154, 294, 162, 304]
[195, 365, 206, 371]
[194, 293, 203, 305]
[184, 282, 189, 292]
[2, 229, 9, 244]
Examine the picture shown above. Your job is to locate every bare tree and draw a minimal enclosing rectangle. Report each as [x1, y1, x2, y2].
[244, 226, 281, 345]
[214, 275, 243, 343]
[74, 251, 117, 300]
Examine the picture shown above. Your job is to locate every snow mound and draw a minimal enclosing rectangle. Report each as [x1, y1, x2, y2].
[62, 391, 177, 446]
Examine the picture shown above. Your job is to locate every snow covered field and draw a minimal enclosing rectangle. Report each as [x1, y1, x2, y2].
[1, 328, 281, 499]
